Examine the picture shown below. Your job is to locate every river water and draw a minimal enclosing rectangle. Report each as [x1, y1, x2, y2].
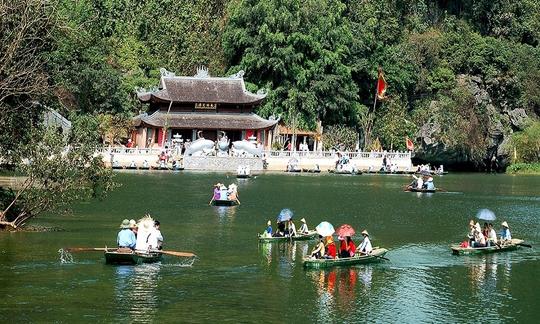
[1, 172, 539, 323]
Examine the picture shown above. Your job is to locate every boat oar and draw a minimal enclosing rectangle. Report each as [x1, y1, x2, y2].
[372, 254, 390, 261]
[157, 250, 196, 258]
[518, 243, 533, 248]
[209, 197, 215, 205]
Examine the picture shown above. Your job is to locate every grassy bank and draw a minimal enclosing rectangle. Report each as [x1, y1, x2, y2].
[506, 163, 540, 174]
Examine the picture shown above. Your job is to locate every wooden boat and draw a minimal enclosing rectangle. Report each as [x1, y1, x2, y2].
[258, 230, 318, 242]
[237, 174, 251, 178]
[405, 187, 437, 193]
[303, 247, 388, 269]
[302, 168, 321, 173]
[451, 239, 524, 255]
[104, 249, 163, 265]
[212, 199, 238, 206]
[328, 169, 362, 175]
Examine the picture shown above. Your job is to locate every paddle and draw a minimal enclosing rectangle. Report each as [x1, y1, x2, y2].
[518, 243, 533, 248]
[153, 250, 196, 258]
[209, 197, 214, 205]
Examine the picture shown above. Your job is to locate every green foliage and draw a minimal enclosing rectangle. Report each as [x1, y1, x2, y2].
[373, 98, 417, 151]
[322, 125, 358, 151]
[506, 163, 540, 174]
[511, 121, 540, 163]
[223, 0, 359, 130]
[0, 125, 116, 229]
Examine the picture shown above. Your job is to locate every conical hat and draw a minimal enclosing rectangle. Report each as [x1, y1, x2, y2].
[361, 230, 369, 236]
[501, 221, 509, 228]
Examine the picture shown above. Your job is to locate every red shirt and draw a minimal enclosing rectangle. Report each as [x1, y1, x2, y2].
[348, 241, 356, 255]
[340, 240, 347, 251]
[326, 243, 337, 258]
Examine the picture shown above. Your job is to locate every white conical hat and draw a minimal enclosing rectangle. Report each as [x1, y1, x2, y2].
[501, 221, 509, 228]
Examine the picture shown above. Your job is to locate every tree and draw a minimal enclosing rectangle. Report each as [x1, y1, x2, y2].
[223, 0, 359, 130]
[322, 125, 358, 151]
[0, 124, 116, 230]
[0, 0, 55, 161]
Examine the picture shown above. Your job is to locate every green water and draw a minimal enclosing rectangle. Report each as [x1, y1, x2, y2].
[1, 172, 539, 323]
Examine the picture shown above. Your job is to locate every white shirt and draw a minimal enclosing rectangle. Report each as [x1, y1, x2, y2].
[288, 222, 297, 237]
[488, 229, 497, 243]
[358, 236, 373, 254]
[417, 178, 424, 189]
[299, 223, 308, 234]
[147, 228, 163, 249]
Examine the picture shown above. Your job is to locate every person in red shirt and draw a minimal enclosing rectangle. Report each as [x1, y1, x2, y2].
[346, 236, 356, 257]
[324, 236, 337, 259]
[339, 236, 348, 258]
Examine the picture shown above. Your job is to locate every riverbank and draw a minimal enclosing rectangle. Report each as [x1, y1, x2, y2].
[506, 163, 540, 174]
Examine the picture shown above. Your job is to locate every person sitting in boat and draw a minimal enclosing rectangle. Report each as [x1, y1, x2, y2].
[273, 222, 286, 237]
[117, 219, 136, 250]
[356, 230, 373, 255]
[425, 176, 435, 190]
[287, 219, 297, 237]
[310, 236, 325, 259]
[346, 236, 356, 257]
[262, 220, 273, 238]
[467, 220, 476, 246]
[408, 175, 418, 190]
[228, 184, 238, 201]
[339, 236, 348, 258]
[487, 223, 498, 246]
[482, 222, 489, 240]
[472, 223, 486, 248]
[151, 220, 163, 250]
[323, 236, 337, 259]
[298, 218, 309, 234]
[142, 160, 149, 168]
[129, 219, 138, 238]
[500, 221, 512, 242]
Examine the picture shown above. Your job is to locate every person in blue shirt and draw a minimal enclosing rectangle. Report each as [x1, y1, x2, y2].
[500, 221, 512, 241]
[117, 219, 136, 249]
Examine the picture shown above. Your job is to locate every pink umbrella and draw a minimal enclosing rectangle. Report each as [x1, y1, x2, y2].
[336, 224, 355, 237]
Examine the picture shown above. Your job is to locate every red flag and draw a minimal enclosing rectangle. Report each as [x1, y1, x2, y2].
[376, 67, 387, 100]
[406, 137, 414, 151]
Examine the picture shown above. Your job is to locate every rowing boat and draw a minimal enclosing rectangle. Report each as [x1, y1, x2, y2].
[104, 249, 163, 265]
[303, 247, 388, 268]
[451, 239, 524, 255]
[212, 199, 238, 206]
[258, 230, 318, 242]
[405, 187, 437, 193]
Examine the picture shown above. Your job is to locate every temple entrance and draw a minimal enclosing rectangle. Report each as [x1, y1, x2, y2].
[201, 129, 218, 141]
[227, 130, 242, 143]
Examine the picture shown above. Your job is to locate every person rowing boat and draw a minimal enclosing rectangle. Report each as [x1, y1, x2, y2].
[356, 230, 372, 255]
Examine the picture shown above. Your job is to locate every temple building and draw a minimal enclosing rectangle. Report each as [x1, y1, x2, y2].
[133, 67, 278, 149]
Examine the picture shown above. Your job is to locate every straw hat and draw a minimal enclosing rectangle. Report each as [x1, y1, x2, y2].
[361, 230, 369, 236]
[325, 236, 334, 244]
[501, 221, 509, 228]
[300, 218, 306, 223]
[129, 219, 137, 229]
[267, 220, 271, 226]
[119, 219, 130, 229]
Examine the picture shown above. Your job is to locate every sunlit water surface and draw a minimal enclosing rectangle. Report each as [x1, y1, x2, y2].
[1, 172, 539, 322]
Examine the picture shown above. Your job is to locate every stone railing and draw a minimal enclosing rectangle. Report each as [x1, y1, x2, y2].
[97, 146, 411, 160]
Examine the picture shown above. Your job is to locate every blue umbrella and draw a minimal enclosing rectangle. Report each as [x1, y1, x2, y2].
[476, 209, 496, 221]
[315, 221, 335, 236]
[276, 208, 294, 222]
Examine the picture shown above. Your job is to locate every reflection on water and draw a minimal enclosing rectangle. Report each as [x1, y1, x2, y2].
[214, 206, 237, 220]
[307, 266, 373, 321]
[57, 249, 74, 264]
[466, 253, 512, 294]
[114, 264, 160, 323]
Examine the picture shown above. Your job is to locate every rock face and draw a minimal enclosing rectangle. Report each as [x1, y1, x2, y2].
[414, 74, 529, 170]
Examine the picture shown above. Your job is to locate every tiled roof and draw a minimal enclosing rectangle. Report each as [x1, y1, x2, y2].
[133, 111, 278, 130]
